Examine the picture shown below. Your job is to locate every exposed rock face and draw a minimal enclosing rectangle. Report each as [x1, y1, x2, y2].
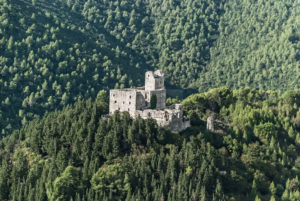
[109, 70, 190, 132]
[206, 115, 215, 131]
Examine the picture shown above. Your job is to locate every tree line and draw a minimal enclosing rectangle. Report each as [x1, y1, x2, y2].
[0, 87, 299, 200]
[0, 0, 299, 135]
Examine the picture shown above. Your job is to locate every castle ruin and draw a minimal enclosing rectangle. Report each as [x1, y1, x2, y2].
[109, 70, 190, 132]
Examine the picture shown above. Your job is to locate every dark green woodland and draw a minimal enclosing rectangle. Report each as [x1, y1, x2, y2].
[0, 0, 299, 200]
[0, 88, 299, 201]
[0, 0, 299, 134]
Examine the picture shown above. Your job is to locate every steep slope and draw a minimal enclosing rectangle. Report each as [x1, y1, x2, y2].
[0, 94, 223, 201]
[201, 0, 300, 91]
[0, 88, 299, 201]
[0, 0, 299, 135]
[0, 0, 151, 135]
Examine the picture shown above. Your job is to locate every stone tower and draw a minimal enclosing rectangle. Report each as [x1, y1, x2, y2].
[145, 70, 164, 91]
[144, 70, 166, 109]
[207, 115, 215, 131]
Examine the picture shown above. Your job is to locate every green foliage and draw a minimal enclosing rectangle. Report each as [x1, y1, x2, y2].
[51, 166, 81, 201]
[0, 94, 222, 201]
[282, 90, 300, 106]
[0, 87, 299, 200]
[0, 0, 299, 136]
[183, 87, 300, 200]
[182, 86, 233, 119]
[203, 0, 300, 92]
[165, 97, 180, 106]
[91, 161, 127, 198]
[150, 94, 157, 109]
[254, 122, 278, 144]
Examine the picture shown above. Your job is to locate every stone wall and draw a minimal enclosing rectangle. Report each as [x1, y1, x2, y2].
[135, 109, 166, 125]
[168, 115, 191, 132]
[136, 91, 147, 110]
[135, 106, 190, 132]
[109, 89, 137, 116]
[145, 70, 164, 91]
[206, 116, 215, 131]
[149, 89, 166, 109]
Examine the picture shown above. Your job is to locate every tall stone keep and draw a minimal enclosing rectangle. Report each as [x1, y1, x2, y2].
[144, 70, 166, 109]
[109, 70, 190, 132]
[145, 70, 164, 91]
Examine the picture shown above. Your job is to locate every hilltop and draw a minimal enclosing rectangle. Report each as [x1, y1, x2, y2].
[0, 0, 299, 135]
[0, 88, 299, 201]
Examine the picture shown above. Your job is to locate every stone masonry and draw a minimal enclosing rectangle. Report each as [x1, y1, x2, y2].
[109, 70, 190, 132]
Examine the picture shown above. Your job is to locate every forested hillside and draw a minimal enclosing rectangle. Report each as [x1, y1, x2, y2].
[0, 0, 299, 134]
[0, 88, 299, 201]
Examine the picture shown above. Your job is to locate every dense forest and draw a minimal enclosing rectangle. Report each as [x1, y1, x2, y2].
[0, 0, 299, 135]
[0, 88, 299, 201]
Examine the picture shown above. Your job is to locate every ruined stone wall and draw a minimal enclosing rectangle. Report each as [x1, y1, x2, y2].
[168, 116, 191, 132]
[206, 116, 215, 131]
[145, 72, 155, 91]
[149, 90, 166, 109]
[136, 91, 147, 110]
[135, 106, 190, 132]
[154, 77, 164, 89]
[135, 109, 166, 125]
[145, 71, 164, 91]
[109, 89, 137, 116]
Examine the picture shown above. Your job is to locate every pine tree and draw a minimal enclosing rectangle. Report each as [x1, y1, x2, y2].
[269, 181, 277, 195]
[255, 195, 262, 201]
